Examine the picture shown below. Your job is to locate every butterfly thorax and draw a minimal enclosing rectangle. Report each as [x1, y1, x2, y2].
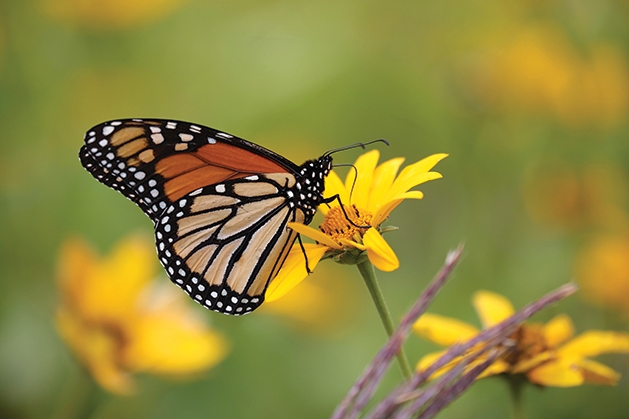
[290, 155, 332, 222]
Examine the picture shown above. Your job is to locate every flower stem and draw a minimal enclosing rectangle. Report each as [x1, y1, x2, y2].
[356, 259, 412, 379]
[51, 368, 100, 419]
[506, 375, 527, 419]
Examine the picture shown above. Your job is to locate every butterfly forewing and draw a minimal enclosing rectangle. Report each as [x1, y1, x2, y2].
[80, 118, 330, 315]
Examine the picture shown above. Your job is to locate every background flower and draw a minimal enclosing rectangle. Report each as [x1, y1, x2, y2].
[56, 235, 228, 394]
[414, 291, 629, 387]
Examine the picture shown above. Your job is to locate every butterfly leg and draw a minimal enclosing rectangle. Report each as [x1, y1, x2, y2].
[296, 234, 313, 274]
[321, 194, 371, 229]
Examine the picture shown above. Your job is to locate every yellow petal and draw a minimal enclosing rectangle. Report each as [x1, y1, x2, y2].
[340, 238, 366, 251]
[413, 313, 480, 346]
[57, 237, 98, 298]
[398, 153, 448, 181]
[543, 314, 575, 347]
[56, 307, 135, 395]
[383, 153, 447, 202]
[472, 290, 515, 328]
[416, 350, 446, 371]
[345, 150, 380, 209]
[287, 222, 342, 250]
[71, 235, 156, 323]
[371, 191, 425, 227]
[512, 351, 553, 373]
[368, 157, 405, 212]
[321, 170, 348, 214]
[372, 199, 403, 228]
[265, 244, 328, 302]
[578, 359, 622, 386]
[478, 359, 510, 378]
[416, 349, 499, 381]
[558, 331, 629, 359]
[384, 172, 443, 205]
[527, 359, 585, 387]
[363, 228, 399, 271]
[124, 294, 228, 375]
[261, 266, 359, 333]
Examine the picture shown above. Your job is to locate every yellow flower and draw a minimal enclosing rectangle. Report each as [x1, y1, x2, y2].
[522, 161, 629, 232]
[576, 234, 629, 317]
[56, 235, 228, 395]
[266, 150, 447, 301]
[469, 25, 629, 129]
[413, 290, 629, 387]
[261, 263, 359, 334]
[40, 0, 187, 29]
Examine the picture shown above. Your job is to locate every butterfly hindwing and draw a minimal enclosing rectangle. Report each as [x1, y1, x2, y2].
[155, 174, 305, 314]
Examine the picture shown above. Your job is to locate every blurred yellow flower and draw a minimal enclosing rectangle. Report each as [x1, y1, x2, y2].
[471, 25, 629, 129]
[576, 234, 629, 317]
[414, 291, 629, 387]
[56, 235, 228, 395]
[261, 264, 359, 334]
[265, 150, 447, 301]
[40, 0, 187, 29]
[522, 161, 629, 232]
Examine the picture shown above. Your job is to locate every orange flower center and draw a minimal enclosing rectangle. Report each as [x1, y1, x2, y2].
[503, 323, 550, 365]
[319, 205, 372, 243]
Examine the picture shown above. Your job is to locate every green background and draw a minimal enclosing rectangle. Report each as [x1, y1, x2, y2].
[1, 0, 628, 418]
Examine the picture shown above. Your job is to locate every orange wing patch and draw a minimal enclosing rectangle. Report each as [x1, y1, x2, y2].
[157, 142, 290, 202]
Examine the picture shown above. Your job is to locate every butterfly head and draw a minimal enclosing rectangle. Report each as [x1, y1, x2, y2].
[294, 155, 333, 219]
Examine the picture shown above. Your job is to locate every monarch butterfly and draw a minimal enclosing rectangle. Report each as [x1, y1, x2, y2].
[79, 118, 381, 316]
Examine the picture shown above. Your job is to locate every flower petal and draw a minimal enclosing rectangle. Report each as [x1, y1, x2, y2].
[371, 191, 425, 227]
[56, 307, 135, 395]
[368, 157, 405, 212]
[363, 228, 399, 271]
[413, 313, 480, 346]
[321, 170, 348, 214]
[372, 199, 403, 228]
[543, 314, 575, 347]
[346, 150, 379, 209]
[124, 292, 229, 375]
[578, 359, 622, 386]
[398, 153, 448, 181]
[472, 290, 515, 328]
[477, 359, 510, 378]
[287, 222, 342, 250]
[527, 359, 585, 387]
[64, 235, 156, 323]
[558, 331, 629, 359]
[340, 238, 366, 251]
[512, 351, 553, 373]
[416, 350, 446, 371]
[265, 244, 328, 302]
[383, 153, 447, 202]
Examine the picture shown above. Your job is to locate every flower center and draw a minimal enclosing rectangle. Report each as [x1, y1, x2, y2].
[319, 205, 372, 243]
[503, 323, 550, 365]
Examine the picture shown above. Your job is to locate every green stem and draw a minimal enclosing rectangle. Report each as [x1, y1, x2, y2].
[506, 375, 527, 419]
[51, 368, 100, 419]
[356, 259, 412, 379]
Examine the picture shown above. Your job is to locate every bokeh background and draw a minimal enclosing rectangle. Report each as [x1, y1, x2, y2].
[1, 0, 629, 418]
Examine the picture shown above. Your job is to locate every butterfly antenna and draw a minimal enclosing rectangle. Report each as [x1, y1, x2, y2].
[332, 163, 359, 202]
[323, 138, 389, 157]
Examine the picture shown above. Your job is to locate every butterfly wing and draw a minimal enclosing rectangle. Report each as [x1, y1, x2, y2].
[79, 119, 305, 314]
